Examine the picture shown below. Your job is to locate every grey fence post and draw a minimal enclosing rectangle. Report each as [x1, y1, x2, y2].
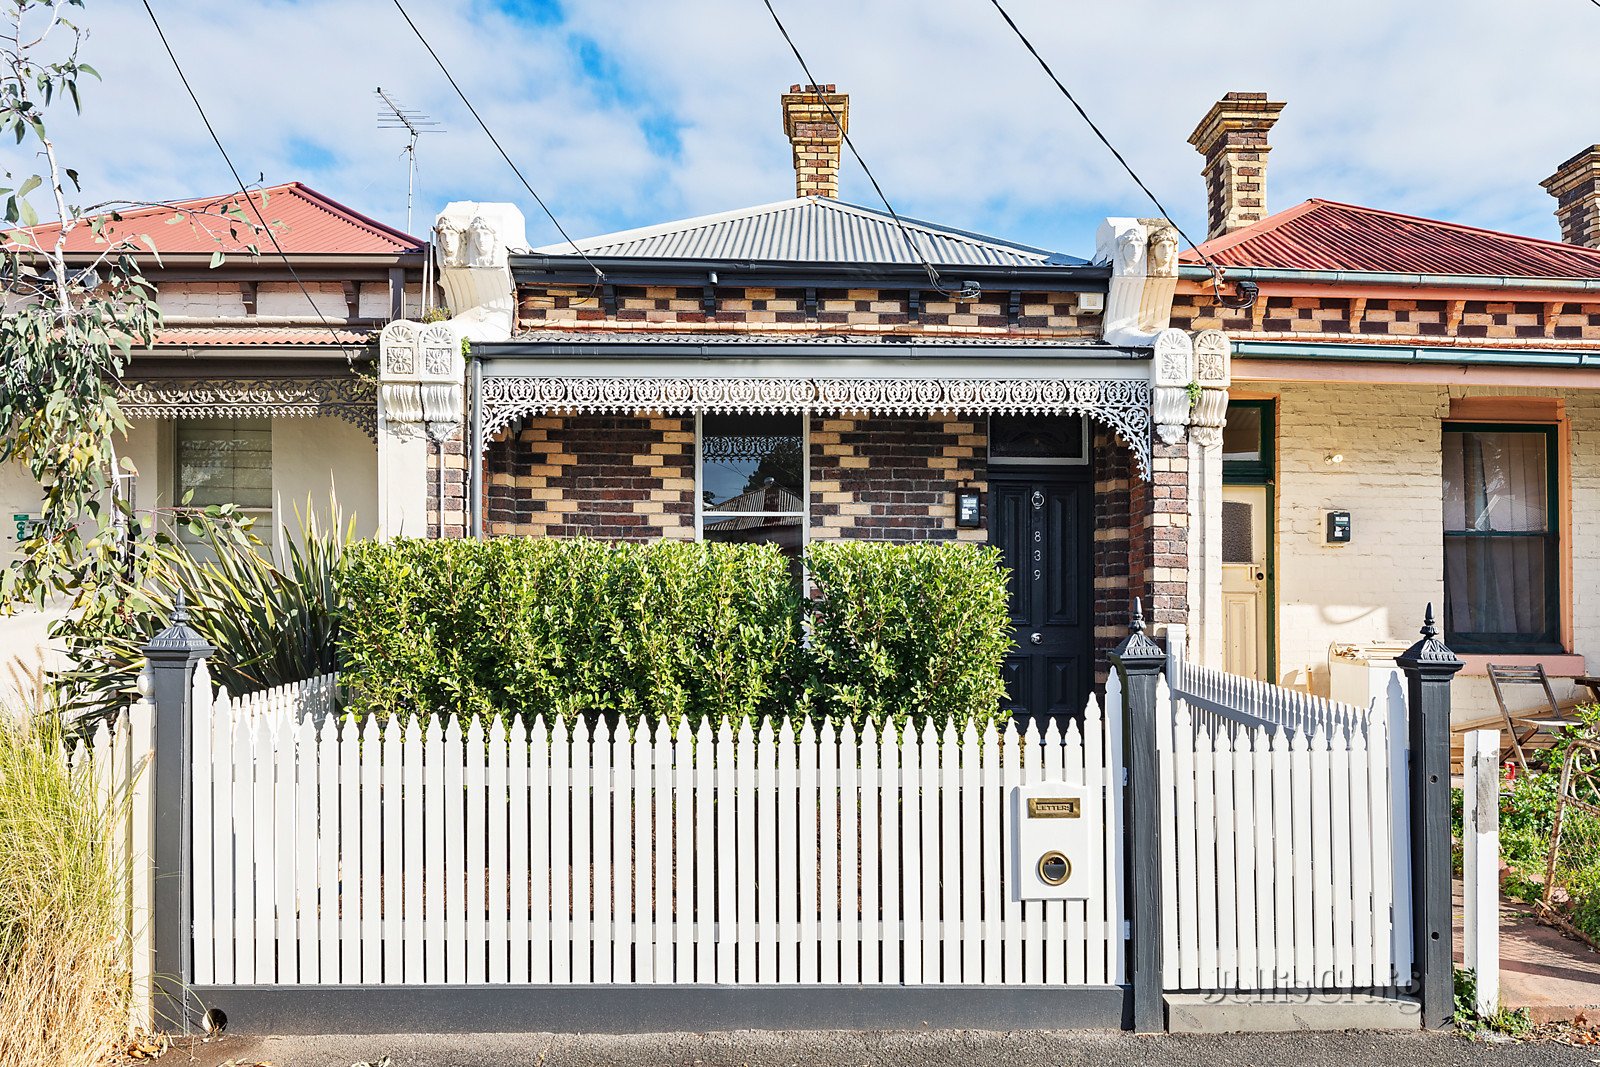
[1109, 598, 1167, 1034]
[142, 598, 215, 1033]
[1395, 604, 1462, 1030]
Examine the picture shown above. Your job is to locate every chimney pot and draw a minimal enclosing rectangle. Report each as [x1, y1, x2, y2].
[1189, 92, 1287, 239]
[781, 85, 849, 199]
[1541, 146, 1600, 248]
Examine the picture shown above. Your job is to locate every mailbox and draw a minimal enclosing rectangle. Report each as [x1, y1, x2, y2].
[1011, 782, 1096, 901]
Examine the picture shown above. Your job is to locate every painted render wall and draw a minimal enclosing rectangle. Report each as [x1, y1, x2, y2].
[1252, 379, 1600, 722]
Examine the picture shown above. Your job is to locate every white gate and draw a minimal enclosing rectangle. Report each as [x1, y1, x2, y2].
[189, 665, 1126, 988]
[1160, 663, 1412, 992]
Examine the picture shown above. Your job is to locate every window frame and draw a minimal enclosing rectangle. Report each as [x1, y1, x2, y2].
[170, 416, 275, 526]
[1221, 399, 1275, 483]
[693, 411, 810, 549]
[1441, 420, 1562, 655]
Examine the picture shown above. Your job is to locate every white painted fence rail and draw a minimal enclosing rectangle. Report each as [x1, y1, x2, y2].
[1158, 675, 1412, 992]
[224, 672, 338, 726]
[191, 666, 1126, 988]
[64, 702, 156, 1031]
[1169, 654, 1369, 737]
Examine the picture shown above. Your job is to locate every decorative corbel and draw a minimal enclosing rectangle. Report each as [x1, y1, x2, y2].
[804, 287, 819, 322]
[238, 280, 258, 316]
[907, 289, 922, 323]
[342, 280, 361, 320]
[1446, 299, 1466, 334]
[1189, 329, 1232, 448]
[1251, 294, 1269, 333]
[602, 283, 618, 317]
[1545, 301, 1565, 338]
[1151, 328, 1195, 446]
[1007, 290, 1022, 328]
[701, 284, 717, 317]
[1349, 297, 1367, 333]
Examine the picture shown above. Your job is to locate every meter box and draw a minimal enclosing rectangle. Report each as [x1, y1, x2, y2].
[1011, 781, 1096, 901]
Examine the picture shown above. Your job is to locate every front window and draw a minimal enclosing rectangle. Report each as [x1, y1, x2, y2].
[697, 413, 806, 556]
[175, 417, 273, 524]
[1442, 423, 1560, 653]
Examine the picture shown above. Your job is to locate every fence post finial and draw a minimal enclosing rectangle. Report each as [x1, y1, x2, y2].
[141, 600, 215, 1034]
[1110, 595, 1168, 1033]
[1396, 603, 1463, 1030]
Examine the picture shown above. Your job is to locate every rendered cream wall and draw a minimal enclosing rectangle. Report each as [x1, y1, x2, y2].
[270, 416, 378, 541]
[1258, 380, 1600, 722]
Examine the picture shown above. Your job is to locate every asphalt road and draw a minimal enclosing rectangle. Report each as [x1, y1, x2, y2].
[170, 1028, 1600, 1067]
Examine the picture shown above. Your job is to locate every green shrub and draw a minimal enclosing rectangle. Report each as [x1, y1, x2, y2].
[804, 540, 1012, 731]
[51, 506, 351, 719]
[339, 537, 1015, 733]
[339, 537, 803, 730]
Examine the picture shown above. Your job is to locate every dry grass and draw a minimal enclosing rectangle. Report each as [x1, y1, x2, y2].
[0, 708, 131, 1067]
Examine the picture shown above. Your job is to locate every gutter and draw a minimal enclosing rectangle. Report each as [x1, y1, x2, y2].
[1178, 264, 1600, 293]
[514, 254, 1110, 290]
[1233, 339, 1600, 369]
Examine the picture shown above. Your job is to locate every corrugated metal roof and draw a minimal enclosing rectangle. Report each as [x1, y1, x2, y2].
[533, 197, 1082, 267]
[1185, 199, 1600, 279]
[10, 182, 423, 257]
[153, 326, 372, 346]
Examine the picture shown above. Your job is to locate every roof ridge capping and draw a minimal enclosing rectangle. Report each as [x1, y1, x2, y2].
[529, 196, 1084, 267]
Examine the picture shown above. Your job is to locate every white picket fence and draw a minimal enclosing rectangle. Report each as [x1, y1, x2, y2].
[190, 663, 1127, 988]
[1157, 674, 1412, 992]
[64, 702, 156, 1031]
[225, 671, 339, 725]
[1169, 655, 1370, 736]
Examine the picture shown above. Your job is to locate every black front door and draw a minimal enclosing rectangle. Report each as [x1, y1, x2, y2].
[990, 477, 1094, 726]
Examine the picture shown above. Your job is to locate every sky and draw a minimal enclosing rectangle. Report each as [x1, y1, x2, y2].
[17, 0, 1600, 258]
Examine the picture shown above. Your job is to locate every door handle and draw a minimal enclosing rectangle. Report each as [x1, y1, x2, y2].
[1030, 632, 1043, 645]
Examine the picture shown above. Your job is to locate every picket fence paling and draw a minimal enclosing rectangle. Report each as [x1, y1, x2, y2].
[1158, 671, 1411, 993]
[190, 671, 1126, 988]
[65, 699, 156, 1030]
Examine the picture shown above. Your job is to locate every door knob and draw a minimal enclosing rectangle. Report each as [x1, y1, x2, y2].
[1030, 632, 1043, 645]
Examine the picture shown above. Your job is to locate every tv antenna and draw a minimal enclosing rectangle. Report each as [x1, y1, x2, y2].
[375, 87, 442, 236]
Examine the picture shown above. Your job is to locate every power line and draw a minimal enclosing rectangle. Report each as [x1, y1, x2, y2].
[390, 0, 604, 284]
[139, 1, 360, 351]
[985, 0, 1248, 304]
[760, 0, 973, 298]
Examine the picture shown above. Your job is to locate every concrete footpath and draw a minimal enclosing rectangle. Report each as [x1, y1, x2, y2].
[1454, 885, 1600, 1023]
[170, 1028, 1600, 1067]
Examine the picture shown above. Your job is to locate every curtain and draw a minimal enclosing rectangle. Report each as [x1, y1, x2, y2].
[1442, 429, 1549, 639]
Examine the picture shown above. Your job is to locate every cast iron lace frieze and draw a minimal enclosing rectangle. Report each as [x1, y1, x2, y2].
[119, 377, 379, 441]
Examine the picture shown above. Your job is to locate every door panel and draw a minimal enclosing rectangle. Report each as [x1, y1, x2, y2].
[991, 477, 1093, 727]
[1221, 485, 1269, 680]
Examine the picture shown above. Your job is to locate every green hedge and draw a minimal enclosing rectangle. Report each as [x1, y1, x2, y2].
[339, 537, 1013, 732]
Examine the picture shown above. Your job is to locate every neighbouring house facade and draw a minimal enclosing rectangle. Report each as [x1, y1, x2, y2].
[1, 183, 425, 672]
[378, 85, 1233, 725]
[1172, 92, 1600, 721]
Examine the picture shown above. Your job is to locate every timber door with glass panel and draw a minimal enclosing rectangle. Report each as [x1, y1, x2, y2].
[173, 418, 274, 539]
[1221, 400, 1274, 682]
[1222, 486, 1269, 680]
[988, 415, 1092, 727]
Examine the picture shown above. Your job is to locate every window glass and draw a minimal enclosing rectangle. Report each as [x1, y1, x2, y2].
[1222, 406, 1263, 463]
[1221, 499, 1254, 564]
[989, 415, 1087, 464]
[700, 413, 805, 553]
[1441, 426, 1557, 651]
[176, 418, 272, 510]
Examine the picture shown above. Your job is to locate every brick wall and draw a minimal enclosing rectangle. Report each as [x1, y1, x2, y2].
[1173, 291, 1600, 344]
[426, 434, 468, 538]
[1092, 427, 1133, 684]
[809, 415, 988, 542]
[483, 414, 694, 540]
[517, 286, 1099, 336]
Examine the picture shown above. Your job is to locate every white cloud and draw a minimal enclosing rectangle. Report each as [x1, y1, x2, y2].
[24, 0, 1600, 256]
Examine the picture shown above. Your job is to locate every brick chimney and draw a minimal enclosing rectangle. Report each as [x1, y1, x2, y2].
[1188, 92, 1287, 239]
[781, 84, 849, 199]
[1541, 147, 1600, 248]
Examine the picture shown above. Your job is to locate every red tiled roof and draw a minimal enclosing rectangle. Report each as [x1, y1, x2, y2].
[152, 326, 373, 347]
[10, 182, 422, 257]
[1183, 199, 1600, 280]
